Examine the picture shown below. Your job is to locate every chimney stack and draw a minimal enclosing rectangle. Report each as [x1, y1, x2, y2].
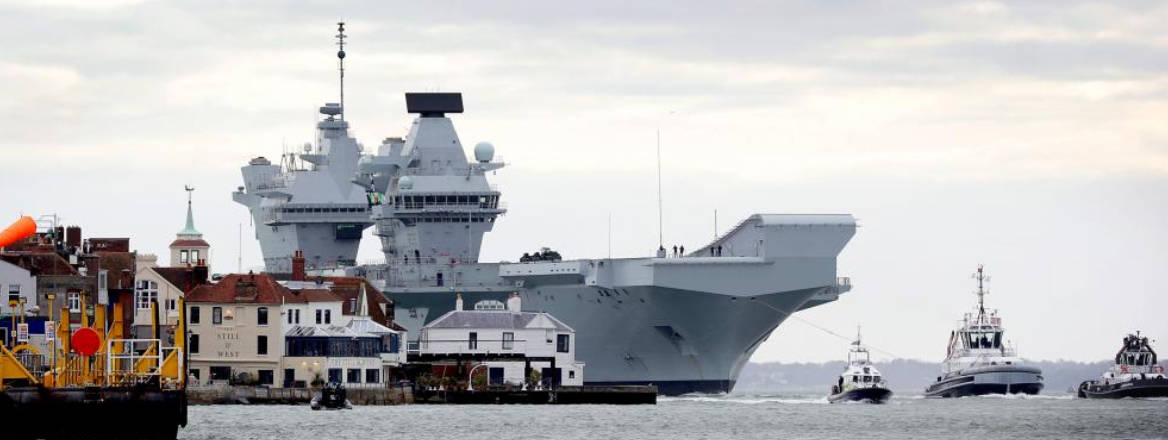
[192, 262, 209, 285]
[291, 250, 306, 282]
[455, 293, 463, 311]
[506, 292, 521, 312]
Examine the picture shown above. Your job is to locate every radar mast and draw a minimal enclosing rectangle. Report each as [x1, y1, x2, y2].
[336, 21, 347, 121]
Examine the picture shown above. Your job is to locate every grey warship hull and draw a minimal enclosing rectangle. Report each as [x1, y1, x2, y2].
[235, 67, 858, 395]
[382, 282, 835, 395]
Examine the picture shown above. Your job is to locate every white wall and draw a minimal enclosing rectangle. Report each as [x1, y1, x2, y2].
[0, 260, 35, 315]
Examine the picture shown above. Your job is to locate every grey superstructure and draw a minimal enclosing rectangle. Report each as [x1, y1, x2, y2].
[232, 102, 373, 273]
[236, 28, 857, 394]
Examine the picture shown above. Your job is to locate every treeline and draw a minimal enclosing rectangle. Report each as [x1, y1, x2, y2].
[735, 359, 1111, 394]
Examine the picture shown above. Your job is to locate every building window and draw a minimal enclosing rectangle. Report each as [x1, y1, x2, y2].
[366, 369, 379, 384]
[328, 368, 342, 383]
[315, 309, 322, 324]
[502, 332, 514, 350]
[210, 366, 231, 381]
[67, 292, 80, 313]
[180, 250, 189, 264]
[347, 368, 361, 383]
[7, 284, 19, 304]
[257, 335, 268, 355]
[287, 309, 294, 324]
[135, 280, 158, 310]
[190, 369, 200, 381]
[190, 306, 200, 324]
[324, 310, 331, 324]
[212, 307, 222, 325]
[191, 250, 200, 263]
[569, 371, 575, 379]
[257, 307, 268, 326]
[166, 299, 177, 313]
[468, 332, 478, 350]
[257, 370, 273, 385]
[294, 309, 300, 324]
[190, 334, 199, 354]
[98, 271, 107, 291]
[557, 334, 570, 353]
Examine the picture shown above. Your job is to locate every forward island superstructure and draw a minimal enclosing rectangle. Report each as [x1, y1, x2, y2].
[235, 25, 857, 395]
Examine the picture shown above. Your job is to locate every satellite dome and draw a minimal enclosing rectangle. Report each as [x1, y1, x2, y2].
[473, 141, 495, 163]
[398, 175, 414, 191]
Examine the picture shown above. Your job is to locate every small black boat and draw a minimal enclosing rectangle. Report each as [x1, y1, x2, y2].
[827, 328, 893, 404]
[1078, 332, 1168, 399]
[311, 382, 353, 410]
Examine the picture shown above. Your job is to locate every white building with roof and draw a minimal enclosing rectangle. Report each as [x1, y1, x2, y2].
[418, 293, 584, 387]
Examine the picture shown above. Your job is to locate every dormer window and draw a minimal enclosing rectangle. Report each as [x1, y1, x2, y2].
[180, 250, 189, 264]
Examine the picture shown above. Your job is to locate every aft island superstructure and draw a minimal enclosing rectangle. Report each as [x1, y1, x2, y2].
[235, 25, 857, 395]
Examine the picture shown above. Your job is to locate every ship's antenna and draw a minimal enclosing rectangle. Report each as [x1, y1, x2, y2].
[973, 264, 989, 319]
[655, 129, 663, 249]
[336, 21, 347, 121]
[713, 209, 718, 239]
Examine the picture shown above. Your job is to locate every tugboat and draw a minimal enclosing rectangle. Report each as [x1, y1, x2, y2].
[924, 265, 1043, 397]
[828, 328, 892, 404]
[1078, 332, 1168, 399]
[310, 382, 353, 410]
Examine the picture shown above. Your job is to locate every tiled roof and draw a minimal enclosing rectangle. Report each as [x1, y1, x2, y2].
[185, 273, 292, 304]
[152, 266, 207, 293]
[327, 277, 394, 327]
[95, 251, 135, 290]
[169, 239, 210, 248]
[0, 252, 78, 276]
[284, 288, 341, 304]
[426, 310, 573, 332]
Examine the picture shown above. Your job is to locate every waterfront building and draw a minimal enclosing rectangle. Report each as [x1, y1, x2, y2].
[418, 293, 583, 387]
[186, 273, 289, 386]
[132, 264, 208, 340]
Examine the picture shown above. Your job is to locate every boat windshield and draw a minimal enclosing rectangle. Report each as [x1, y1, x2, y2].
[965, 331, 1002, 349]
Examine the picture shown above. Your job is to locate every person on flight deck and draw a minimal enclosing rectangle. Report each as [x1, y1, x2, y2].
[679, 245, 685, 256]
[414, 249, 421, 263]
[672, 245, 678, 257]
[657, 245, 666, 258]
[716, 245, 722, 256]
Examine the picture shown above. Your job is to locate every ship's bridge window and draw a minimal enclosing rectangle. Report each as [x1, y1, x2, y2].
[874, 375, 881, 383]
[863, 376, 872, 383]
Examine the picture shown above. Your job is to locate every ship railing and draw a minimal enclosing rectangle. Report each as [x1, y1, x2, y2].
[105, 338, 171, 385]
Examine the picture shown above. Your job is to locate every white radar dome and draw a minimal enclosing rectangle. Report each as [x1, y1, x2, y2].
[473, 141, 495, 163]
[397, 175, 414, 191]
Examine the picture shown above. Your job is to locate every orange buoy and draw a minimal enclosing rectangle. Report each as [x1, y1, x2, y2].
[0, 216, 36, 248]
[71, 327, 101, 356]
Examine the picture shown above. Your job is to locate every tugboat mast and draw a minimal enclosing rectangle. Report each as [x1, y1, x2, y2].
[336, 21, 346, 121]
[973, 264, 989, 321]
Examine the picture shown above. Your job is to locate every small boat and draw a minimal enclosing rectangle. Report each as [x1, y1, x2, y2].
[924, 265, 1043, 397]
[311, 382, 353, 410]
[1078, 332, 1168, 399]
[828, 328, 893, 404]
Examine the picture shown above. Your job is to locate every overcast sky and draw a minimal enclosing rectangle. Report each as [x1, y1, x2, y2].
[2, 0, 1166, 363]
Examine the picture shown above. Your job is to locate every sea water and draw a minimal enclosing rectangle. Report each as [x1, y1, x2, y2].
[181, 393, 1168, 439]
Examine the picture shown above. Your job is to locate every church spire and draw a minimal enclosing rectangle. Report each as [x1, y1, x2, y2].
[178, 185, 201, 237]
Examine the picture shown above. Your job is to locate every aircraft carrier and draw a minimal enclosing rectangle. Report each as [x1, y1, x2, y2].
[233, 24, 857, 395]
